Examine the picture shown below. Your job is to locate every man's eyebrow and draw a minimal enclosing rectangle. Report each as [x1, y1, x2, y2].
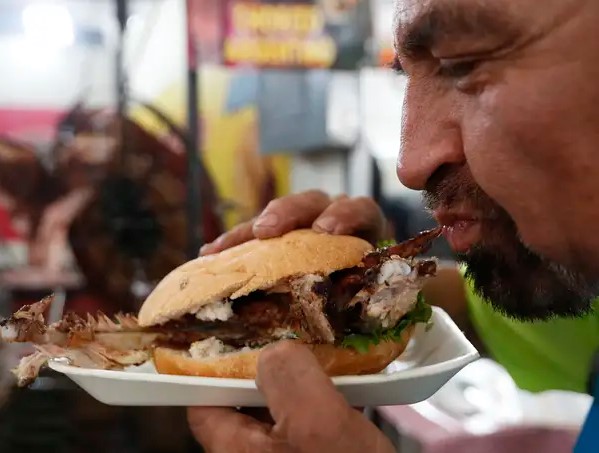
[395, 4, 519, 56]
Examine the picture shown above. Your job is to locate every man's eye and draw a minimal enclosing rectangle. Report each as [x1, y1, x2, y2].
[390, 56, 405, 76]
[438, 59, 479, 78]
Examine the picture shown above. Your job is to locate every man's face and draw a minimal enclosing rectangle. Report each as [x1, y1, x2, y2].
[394, 0, 599, 319]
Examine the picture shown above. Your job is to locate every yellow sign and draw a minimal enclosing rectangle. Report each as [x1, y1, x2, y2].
[223, 2, 337, 68]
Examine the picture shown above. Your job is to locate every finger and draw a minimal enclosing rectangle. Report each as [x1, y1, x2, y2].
[238, 407, 275, 424]
[199, 220, 255, 256]
[200, 190, 333, 255]
[332, 193, 349, 202]
[187, 407, 274, 453]
[313, 197, 386, 244]
[255, 341, 353, 444]
[252, 190, 332, 239]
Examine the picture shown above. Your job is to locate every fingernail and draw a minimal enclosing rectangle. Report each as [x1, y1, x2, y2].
[199, 244, 210, 255]
[314, 216, 335, 233]
[254, 213, 279, 229]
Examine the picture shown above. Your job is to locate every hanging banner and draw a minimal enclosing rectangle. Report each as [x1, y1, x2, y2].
[223, 1, 336, 68]
[186, 0, 371, 69]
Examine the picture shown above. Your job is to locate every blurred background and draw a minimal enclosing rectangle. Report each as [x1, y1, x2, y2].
[0, 1, 589, 452]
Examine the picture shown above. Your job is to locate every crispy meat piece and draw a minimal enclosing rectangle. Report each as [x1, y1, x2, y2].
[0, 296, 145, 348]
[53, 310, 141, 335]
[363, 227, 442, 267]
[13, 351, 48, 387]
[0, 296, 52, 343]
[1, 297, 157, 385]
[13, 343, 150, 387]
[386, 227, 442, 258]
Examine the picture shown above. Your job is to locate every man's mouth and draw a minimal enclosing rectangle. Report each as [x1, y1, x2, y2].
[433, 210, 483, 254]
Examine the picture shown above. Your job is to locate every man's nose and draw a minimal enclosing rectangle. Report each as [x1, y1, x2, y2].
[396, 83, 465, 190]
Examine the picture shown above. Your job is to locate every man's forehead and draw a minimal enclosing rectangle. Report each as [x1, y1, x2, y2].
[393, 0, 517, 52]
[394, 0, 435, 27]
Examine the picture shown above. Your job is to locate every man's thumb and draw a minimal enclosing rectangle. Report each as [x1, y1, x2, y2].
[256, 341, 351, 431]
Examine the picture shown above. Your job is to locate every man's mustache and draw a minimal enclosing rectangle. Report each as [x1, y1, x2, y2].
[422, 164, 501, 219]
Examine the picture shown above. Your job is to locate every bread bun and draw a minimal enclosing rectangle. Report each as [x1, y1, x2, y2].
[152, 326, 414, 379]
[138, 230, 373, 327]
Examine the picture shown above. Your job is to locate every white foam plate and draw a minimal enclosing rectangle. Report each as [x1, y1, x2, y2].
[48, 307, 478, 407]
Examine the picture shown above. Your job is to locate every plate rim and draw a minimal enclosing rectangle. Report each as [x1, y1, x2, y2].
[48, 307, 479, 388]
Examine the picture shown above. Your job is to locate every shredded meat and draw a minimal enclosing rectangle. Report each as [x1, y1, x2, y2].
[234, 293, 292, 328]
[161, 293, 301, 344]
[328, 270, 367, 310]
[416, 260, 437, 276]
[290, 275, 335, 343]
[350, 258, 436, 330]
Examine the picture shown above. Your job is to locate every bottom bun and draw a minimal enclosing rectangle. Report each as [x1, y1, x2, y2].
[152, 326, 414, 379]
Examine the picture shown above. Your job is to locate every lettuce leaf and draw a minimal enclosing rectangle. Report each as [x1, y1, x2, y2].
[341, 291, 433, 353]
[376, 238, 397, 249]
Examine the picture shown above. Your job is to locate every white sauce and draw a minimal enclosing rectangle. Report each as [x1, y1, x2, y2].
[349, 257, 421, 329]
[194, 300, 233, 322]
[377, 259, 412, 285]
[189, 337, 235, 359]
[0, 325, 17, 341]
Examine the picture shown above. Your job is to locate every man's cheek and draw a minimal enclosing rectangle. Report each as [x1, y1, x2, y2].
[462, 100, 540, 218]
[462, 111, 561, 258]
[462, 107, 520, 201]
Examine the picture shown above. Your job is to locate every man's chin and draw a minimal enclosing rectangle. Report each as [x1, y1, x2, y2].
[458, 246, 597, 322]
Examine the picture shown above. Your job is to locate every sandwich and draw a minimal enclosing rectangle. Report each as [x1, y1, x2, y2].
[0, 228, 440, 386]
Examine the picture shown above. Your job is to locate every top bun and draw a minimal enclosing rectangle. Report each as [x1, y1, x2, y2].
[138, 229, 373, 326]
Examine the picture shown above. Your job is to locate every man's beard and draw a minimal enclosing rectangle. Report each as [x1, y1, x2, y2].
[425, 165, 598, 321]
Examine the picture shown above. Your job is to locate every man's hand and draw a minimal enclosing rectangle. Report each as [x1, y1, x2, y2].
[188, 341, 395, 453]
[200, 190, 387, 256]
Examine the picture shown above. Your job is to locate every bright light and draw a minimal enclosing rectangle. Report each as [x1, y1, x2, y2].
[127, 14, 142, 31]
[22, 3, 75, 50]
